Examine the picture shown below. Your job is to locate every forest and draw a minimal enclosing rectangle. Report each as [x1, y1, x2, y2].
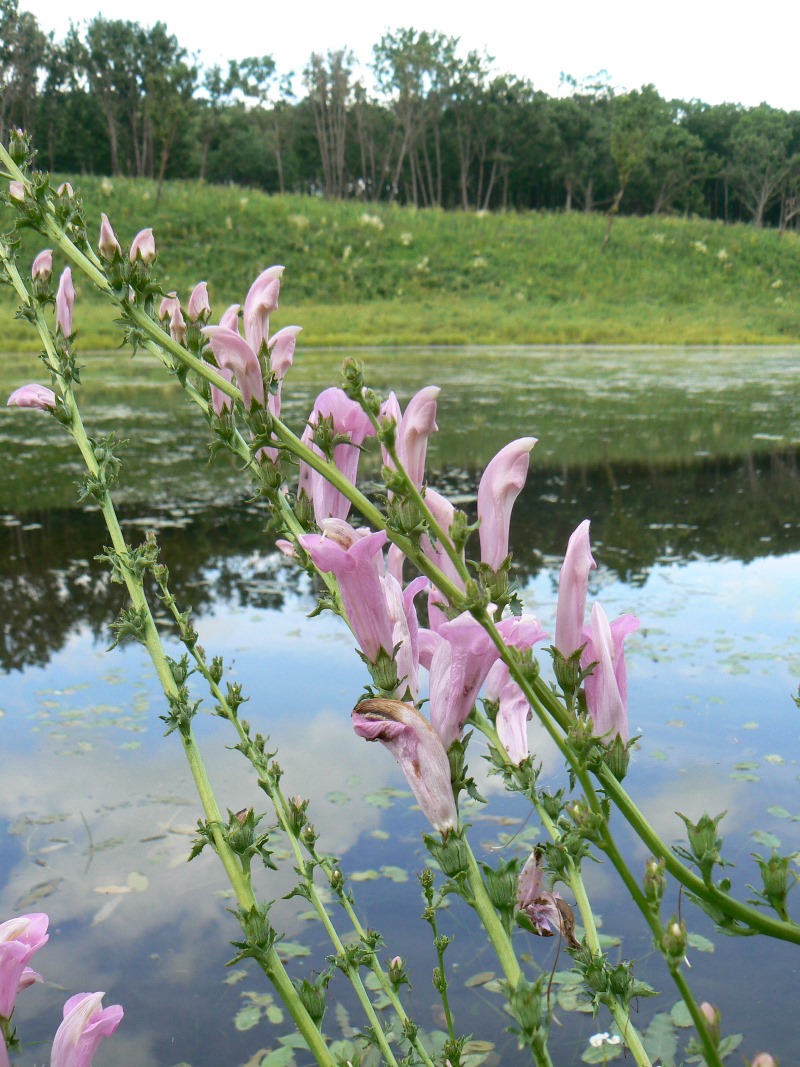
[2, 0, 800, 228]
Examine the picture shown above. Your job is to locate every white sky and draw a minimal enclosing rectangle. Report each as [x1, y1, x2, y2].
[20, 0, 800, 111]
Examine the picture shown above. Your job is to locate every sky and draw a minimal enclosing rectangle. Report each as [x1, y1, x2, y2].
[19, 0, 800, 111]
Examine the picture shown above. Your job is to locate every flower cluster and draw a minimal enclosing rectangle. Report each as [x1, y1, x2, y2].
[0, 913, 122, 1067]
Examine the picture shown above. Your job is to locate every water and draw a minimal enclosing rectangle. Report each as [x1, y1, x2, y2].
[1, 346, 799, 1065]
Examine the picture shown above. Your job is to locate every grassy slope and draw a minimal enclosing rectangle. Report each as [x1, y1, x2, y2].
[2, 174, 800, 348]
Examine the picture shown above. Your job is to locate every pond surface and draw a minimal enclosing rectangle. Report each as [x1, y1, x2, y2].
[1, 346, 800, 1066]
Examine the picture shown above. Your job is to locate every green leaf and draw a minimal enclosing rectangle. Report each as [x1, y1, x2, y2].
[670, 1000, 694, 1027]
[233, 1004, 262, 1031]
[642, 1012, 677, 1067]
[464, 971, 496, 988]
[276, 941, 310, 959]
[767, 806, 791, 819]
[379, 865, 409, 883]
[582, 1042, 624, 1063]
[751, 830, 781, 849]
[265, 1003, 284, 1025]
[259, 1048, 296, 1067]
[718, 1032, 744, 1057]
[686, 932, 715, 953]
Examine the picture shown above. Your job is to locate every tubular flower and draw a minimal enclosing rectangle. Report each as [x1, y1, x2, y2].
[297, 387, 376, 524]
[555, 519, 596, 659]
[299, 527, 392, 664]
[7, 384, 56, 410]
[31, 249, 53, 281]
[353, 699, 456, 833]
[55, 267, 75, 337]
[202, 325, 265, 411]
[97, 214, 121, 261]
[477, 437, 537, 571]
[0, 913, 49, 1018]
[428, 612, 502, 750]
[50, 992, 123, 1067]
[483, 615, 547, 764]
[516, 852, 578, 947]
[420, 487, 466, 632]
[581, 603, 639, 743]
[266, 325, 302, 420]
[129, 227, 156, 265]
[380, 386, 440, 490]
[243, 265, 283, 354]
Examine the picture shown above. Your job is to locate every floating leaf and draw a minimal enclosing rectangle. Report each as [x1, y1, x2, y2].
[91, 897, 123, 926]
[730, 772, 760, 782]
[650, 749, 669, 761]
[686, 932, 714, 953]
[15, 879, 63, 908]
[233, 1004, 262, 1031]
[364, 791, 394, 809]
[127, 872, 149, 892]
[380, 865, 409, 883]
[751, 830, 781, 849]
[94, 885, 131, 895]
[276, 942, 310, 960]
[350, 869, 380, 882]
[266, 1004, 284, 1025]
[325, 791, 350, 806]
[764, 754, 785, 765]
[666, 719, 685, 728]
[465, 971, 496, 988]
[742, 722, 759, 730]
[768, 806, 791, 819]
[670, 1000, 693, 1027]
[642, 1012, 677, 1067]
[223, 969, 248, 985]
[370, 829, 390, 840]
[259, 1047, 296, 1066]
[582, 1041, 624, 1063]
[735, 761, 760, 770]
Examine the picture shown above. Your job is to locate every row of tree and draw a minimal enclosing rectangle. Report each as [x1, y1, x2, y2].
[2, 0, 800, 227]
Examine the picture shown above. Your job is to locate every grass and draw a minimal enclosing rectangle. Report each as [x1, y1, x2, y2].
[2, 174, 800, 348]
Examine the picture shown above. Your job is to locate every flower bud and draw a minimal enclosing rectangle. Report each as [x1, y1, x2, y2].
[700, 1001, 720, 1041]
[292, 977, 327, 1025]
[55, 268, 75, 337]
[661, 917, 687, 961]
[9, 180, 25, 201]
[98, 214, 121, 261]
[129, 227, 156, 265]
[31, 249, 53, 282]
[387, 955, 408, 987]
[751, 1054, 778, 1067]
[602, 733, 630, 781]
[643, 856, 667, 905]
[7, 384, 57, 410]
[9, 127, 30, 164]
[57, 181, 74, 198]
[187, 281, 211, 322]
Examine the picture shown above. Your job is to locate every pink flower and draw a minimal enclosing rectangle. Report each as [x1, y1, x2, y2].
[0, 913, 49, 1018]
[243, 266, 283, 354]
[187, 281, 211, 322]
[98, 214, 121, 262]
[516, 853, 577, 946]
[31, 249, 53, 281]
[50, 992, 123, 1067]
[202, 325, 265, 411]
[483, 615, 547, 764]
[555, 520, 596, 659]
[353, 699, 456, 833]
[129, 227, 156, 265]
[581, 604, 639, 743]
[266, 325, 302, 421]
[158, 292, 181, 321]
[55, 267, 75, 336]
[477, 438, 537, 570]
[428, 613, 502, 749]
[57, 182, 74, 198]
[299, 527, 393, 663]
[420, 487, 466, 631]
[7, 384, 57, 410]
[380, 386, 440, 490]
[298, 388, 376, 524]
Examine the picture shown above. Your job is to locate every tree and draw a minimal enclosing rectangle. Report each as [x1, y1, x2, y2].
[0, 0, 48, 143]
[728, 104, 800, 228]
[304, 49, 353, 198]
